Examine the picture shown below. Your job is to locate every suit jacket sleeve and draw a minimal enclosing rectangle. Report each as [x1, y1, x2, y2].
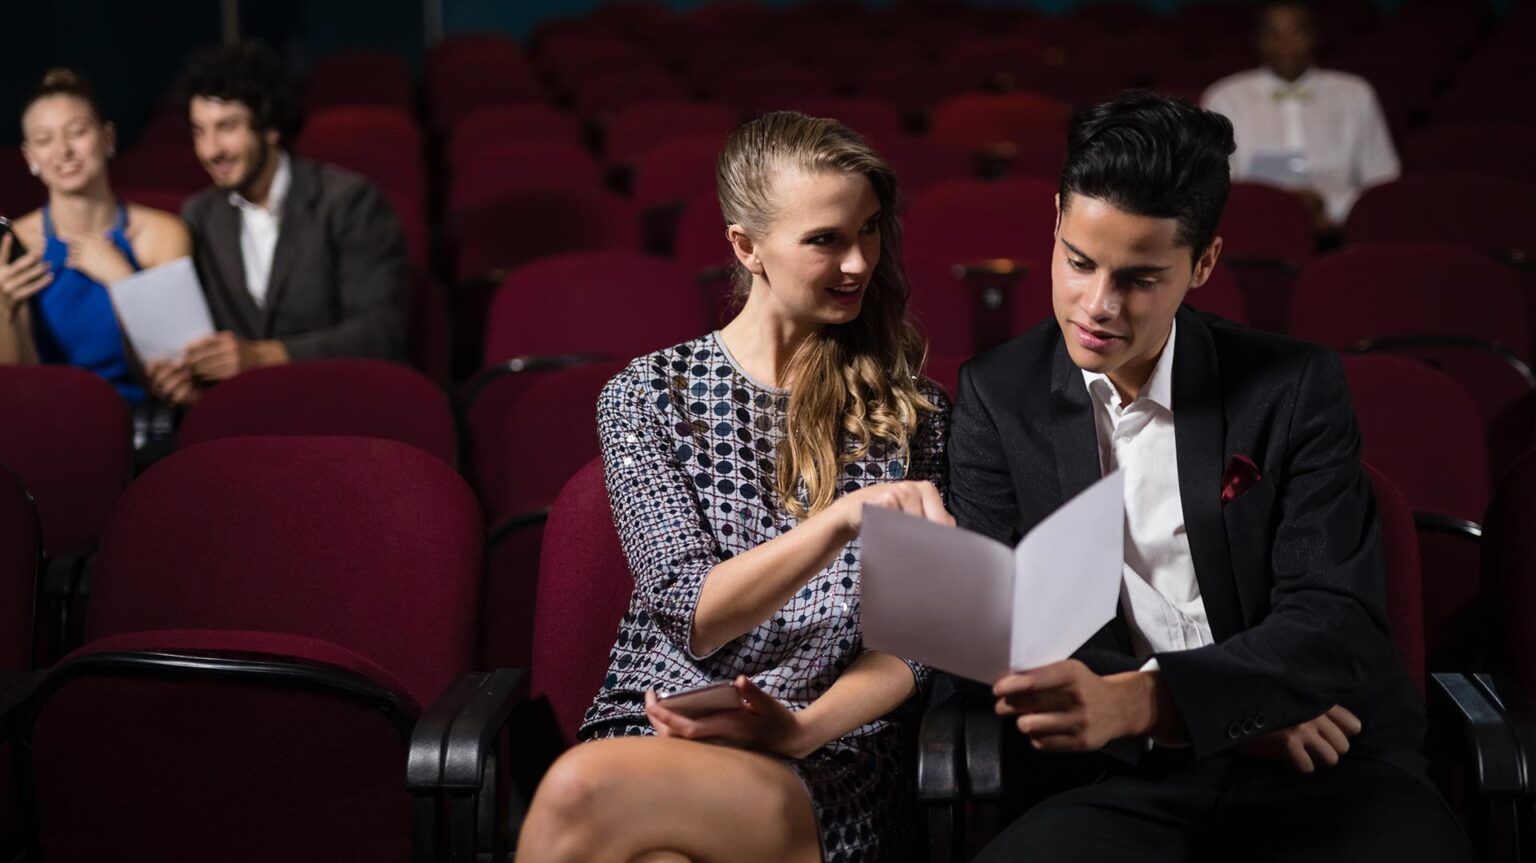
[949, 362, 1024, 547]
[1152, 348, 1397, 756]
[278, 180, 410, 361]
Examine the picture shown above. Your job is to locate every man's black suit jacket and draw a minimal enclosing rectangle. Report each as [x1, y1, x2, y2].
[182, 156, 410, 362]
[949, 305, 1425, 776]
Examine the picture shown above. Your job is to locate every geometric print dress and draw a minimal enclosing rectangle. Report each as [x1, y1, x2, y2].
[579, 332, 951, 862]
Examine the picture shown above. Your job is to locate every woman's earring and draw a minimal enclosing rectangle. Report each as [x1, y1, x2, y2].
[28, 163, 40, 176]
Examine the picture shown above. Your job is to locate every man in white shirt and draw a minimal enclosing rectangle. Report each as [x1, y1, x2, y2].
[950, 91, 1468, 862]
[146, 41, 409, 406]
[1201, 1, 1399, 231]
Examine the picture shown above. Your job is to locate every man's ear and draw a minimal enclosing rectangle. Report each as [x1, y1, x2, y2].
[264, 127, 282, 149]
[727, 224, 764, 276]
[1189, 236, 1223, 291]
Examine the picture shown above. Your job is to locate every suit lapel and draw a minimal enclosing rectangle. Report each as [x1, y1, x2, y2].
[261, 157, 318, 334]
[1047, 337, 1136, 655]
[1171, 308, 1245, 643]
[206, 197, 262, 335]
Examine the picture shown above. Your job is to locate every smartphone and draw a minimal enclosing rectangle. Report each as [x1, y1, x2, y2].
[656, 680, 745, 718]
[0, 217, 26, 264]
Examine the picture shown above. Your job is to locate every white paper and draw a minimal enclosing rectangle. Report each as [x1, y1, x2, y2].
[105, 257, 215, 363]
[860, 470, 1124, 683]
[1010, 471, 1125, 670]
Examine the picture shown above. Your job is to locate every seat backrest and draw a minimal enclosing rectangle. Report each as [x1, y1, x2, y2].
[482, 251, 709, 366]
[1363, 463, 1427, 694]
[0, 466, 39, 672]
[605, 100, 737, 163]
[446, 140, 606, 217]
[1481, 449, 1536, 695]
[1342, 354, 1489, 518]
[177, 360, 457, 466]
[447, 105, 583, 164]
[1217, 182, 1315, 265]
[88, 436, 483, 707]
[0, 366, 132, 557]
[1401, 122, 1536, 187]
[1345, 175, 1536, 255]
[532, 459, 635, 742]
[903, 178, 1057, 268]
[1289, 243, 1528, 357]
[928, 91, 1070, 152]
[467, 361, 626, 523]
[450, 189, 641, 283]
[1183, 262, 1249, 326]
[633, 134, 727, 211]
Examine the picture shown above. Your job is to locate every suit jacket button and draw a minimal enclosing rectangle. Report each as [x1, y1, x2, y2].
[1227, 722, 1242, 739]
[1242, 719, 1256, 735]
[1255, 713, 1268, 729]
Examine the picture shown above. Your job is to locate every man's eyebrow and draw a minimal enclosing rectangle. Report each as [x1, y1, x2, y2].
[1060, 238, 1172, 276]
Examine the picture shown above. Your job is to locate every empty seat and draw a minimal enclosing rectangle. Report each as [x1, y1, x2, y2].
[449, 189, 641, 283]
[1346, 175, 1536, 260]
[1216, 182, 1316, 331]
[177, 360, 457, 466]
[604, 101, 737, 164]
[1344, 355, 1489, 670]
[21, 436, 502, 860]
[295, 107, 426, 219]
[303, 52, 413, 112]
[0, 466, 39, 673]
[1401, 122, 1536, 189]
[1481, 449, 1536, 695]
[632, 134, 726, 215]
[445, 140, 606, 218]
[0, 367, 131, 558]
[481, 251, 708, 367]
[928, 91, 1071, 158]
[446, 105, 585, 167]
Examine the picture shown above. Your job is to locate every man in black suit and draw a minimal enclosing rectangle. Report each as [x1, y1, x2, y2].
[146, 41, 409, 405]
[950, 91, 1470, 862]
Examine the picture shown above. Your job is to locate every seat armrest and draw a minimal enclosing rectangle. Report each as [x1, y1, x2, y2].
[964, 702, 1006, 800]
[917, 692, 964, 802]
[1429, 672, 1527, 796]
[407, 668, 527, 792]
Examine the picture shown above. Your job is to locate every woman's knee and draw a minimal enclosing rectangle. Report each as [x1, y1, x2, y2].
[532, 743, 625, 830]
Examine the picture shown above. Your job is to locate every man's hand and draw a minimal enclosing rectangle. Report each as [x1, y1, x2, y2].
[1237, 705, 1361, 774]
[184, 332, 289, 381]
[994, 660, 1168, 752]
[145, 358, 203, 406]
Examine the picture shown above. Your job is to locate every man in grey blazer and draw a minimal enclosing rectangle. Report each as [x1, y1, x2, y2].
[146, 41, 409, 405]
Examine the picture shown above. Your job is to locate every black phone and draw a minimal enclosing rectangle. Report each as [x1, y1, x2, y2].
[0, 217, 26, 264]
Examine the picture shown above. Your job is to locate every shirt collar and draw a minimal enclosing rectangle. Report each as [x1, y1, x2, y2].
[1081, 319, 1177, 414]
[1262, 66, 1316, 96]
[227, 150, 292, 216]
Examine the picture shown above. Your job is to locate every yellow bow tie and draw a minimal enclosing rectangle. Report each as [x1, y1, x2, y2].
[1272, 88, 1313, 101]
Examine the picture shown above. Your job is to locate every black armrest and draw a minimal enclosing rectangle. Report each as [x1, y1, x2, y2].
[1414, 513, 1484, 543]
[1471, 674, 1536, 792]
[459, 354, 613, 413]
[1346, 336, 1536, 390]
[1429, 672, 1526, 797]
[964, 701, 1006, 799]
[917, 692, 964, 802]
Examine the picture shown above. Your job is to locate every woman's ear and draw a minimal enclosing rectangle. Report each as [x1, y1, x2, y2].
[727, 224, 764, 276]
[103, 121, 117, 158]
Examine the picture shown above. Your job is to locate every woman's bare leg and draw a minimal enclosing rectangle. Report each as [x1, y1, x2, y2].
[515, 736, 821, 863]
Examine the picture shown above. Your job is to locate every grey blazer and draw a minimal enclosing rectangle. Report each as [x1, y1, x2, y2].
[182, 155, 410, 361]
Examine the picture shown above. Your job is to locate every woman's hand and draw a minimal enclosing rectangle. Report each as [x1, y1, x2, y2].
[831, 479, 953, 538]
[63, 230, 135, 285]
[645, 676, 817, 759]
[0, 234, 53, 318]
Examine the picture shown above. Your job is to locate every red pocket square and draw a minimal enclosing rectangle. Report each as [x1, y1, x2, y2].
[1221, 454, 1262, 504]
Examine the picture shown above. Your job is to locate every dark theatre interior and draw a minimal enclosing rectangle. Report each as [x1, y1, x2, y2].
[1, 0, 1534, 859]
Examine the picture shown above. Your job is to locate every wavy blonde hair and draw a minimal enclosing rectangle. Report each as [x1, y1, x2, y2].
[717, 111, 937, 519]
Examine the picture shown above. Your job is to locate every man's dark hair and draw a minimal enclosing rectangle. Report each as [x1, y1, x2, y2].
[1257, 0, 1316, 34]
[1058, 90, 1236, 261]
[177, 41, 302, 145]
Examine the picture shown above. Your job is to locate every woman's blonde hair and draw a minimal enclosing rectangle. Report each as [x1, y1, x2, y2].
[717, 111, 936, 519]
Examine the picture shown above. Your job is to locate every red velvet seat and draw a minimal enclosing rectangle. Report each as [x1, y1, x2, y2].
[424, 37, 545, 129]
[1184, 262, 1249, 327]
[1345, 175, 1536, 259]
[19, 437, 503, 861]
[0, 147, 45, 215]
[295, 107, 426, 220]
[1362, 463, 1427, 694]
[1216, 182, 1315, 332]
[782, 97, 904, 146]
[671, 189, 736, 324]
[531, 458, 634, 743]
[1289, 243, 1534, 480]
[449, 189, 641, 283]
[446, 105, 584, 166]
[303, 52, 413, 112]
[481, 251, 708, 367]
[1401, 122, 1536, 188]
[569, 69, 693, 117]
[0, 467, 39, 673]
[177, 360, 457, 466]
[603, 101, 738, 164]
[1344, 355, 1489, 671]
[444, 140, 606, 219]
[0, 367, 131, 559]
[928, 91, 1071, 158]
[1481, 449, 1536, 696]
[632, 134, 727, 213]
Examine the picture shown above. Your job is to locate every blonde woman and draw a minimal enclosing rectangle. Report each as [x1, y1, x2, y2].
[0, 68, 191, 402]
[516, 112, 953, 862]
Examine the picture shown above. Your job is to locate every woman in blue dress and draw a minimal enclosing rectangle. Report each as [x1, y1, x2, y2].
[0, 68, 191, 403]
[516, 112, 953, 862]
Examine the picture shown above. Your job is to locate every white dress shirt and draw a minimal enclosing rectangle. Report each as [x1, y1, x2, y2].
[1081, 322, 1215, 668]
[227, 152, 292, 307]
[1202, 67, 1400, 224]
